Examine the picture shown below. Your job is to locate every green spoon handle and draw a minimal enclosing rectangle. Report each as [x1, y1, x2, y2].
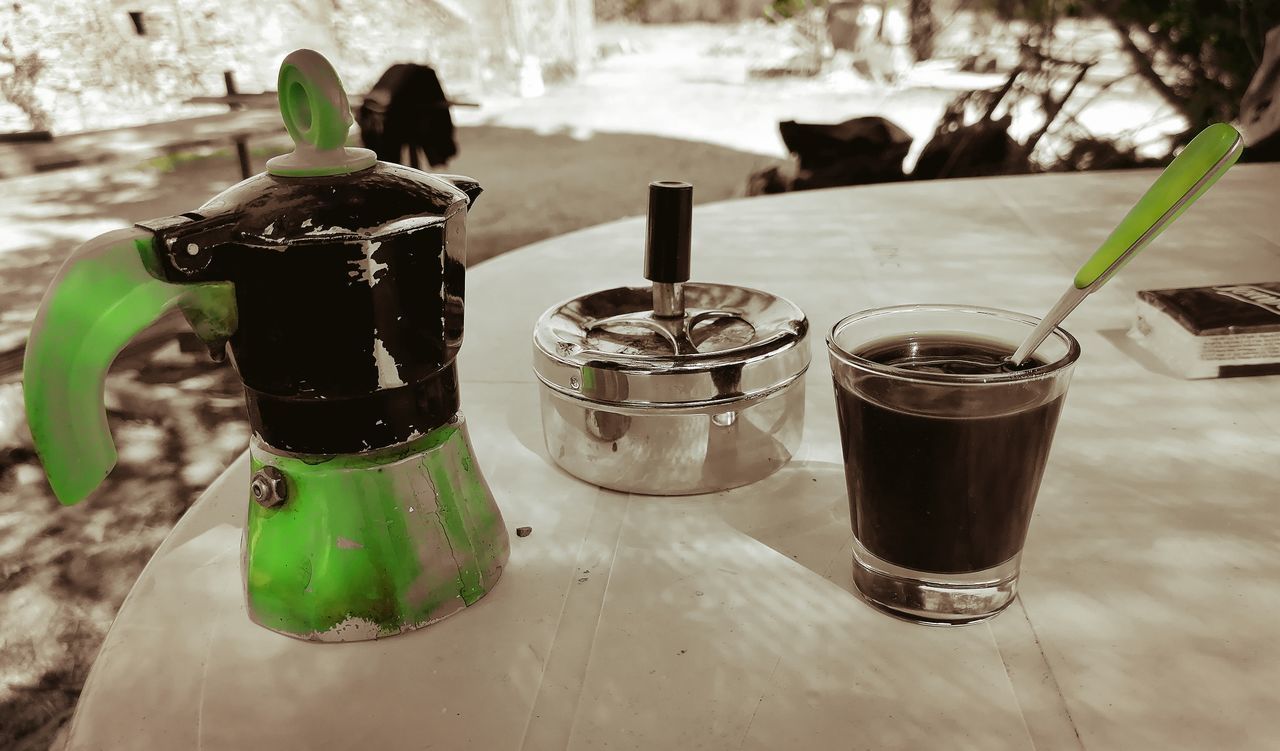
[1012, 123, 1244, 366]
[1072, 123, 1244, 290]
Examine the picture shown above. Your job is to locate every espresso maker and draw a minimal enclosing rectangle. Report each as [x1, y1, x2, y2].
[23, 50, 508, 641]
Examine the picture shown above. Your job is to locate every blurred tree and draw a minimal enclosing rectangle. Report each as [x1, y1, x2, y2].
[0, 0, 592, 133]
[0, 38, 49, 131]
[0, 0, 202, 133]
[766, 0, 824, 19]
[1084, 0, 1280, 136]
[909, 0, 936, 60]
[770, 0, 930, 65]
[989, 0, 1280, 137]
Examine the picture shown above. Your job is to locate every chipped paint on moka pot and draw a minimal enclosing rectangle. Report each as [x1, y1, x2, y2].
[21, 50, 508, 641]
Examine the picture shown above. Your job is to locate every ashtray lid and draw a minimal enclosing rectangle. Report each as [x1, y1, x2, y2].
[532, 282, 810, 408]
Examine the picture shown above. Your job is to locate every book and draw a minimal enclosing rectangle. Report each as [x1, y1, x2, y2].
[1129, 282, 1280, 378]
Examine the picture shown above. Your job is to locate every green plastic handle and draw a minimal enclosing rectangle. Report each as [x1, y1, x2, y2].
[1073, 123, 1244, 289]
[277, 50, 351, 153]
[267, 49, 375, 177]
[23, 228, 237, 505]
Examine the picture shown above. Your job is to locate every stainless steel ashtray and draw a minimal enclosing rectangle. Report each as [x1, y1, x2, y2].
[532, 181, 810, 495]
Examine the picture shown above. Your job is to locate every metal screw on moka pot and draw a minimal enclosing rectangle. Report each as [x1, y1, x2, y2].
[22, 49, 509, 642]
[533, 181, 811, 495]
[250, 467, 287, 508]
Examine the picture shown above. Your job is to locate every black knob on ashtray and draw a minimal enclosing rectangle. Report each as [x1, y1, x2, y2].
[645, 180, 693, 284]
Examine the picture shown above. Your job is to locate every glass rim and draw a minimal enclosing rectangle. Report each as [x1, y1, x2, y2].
[825, 304, 1081, 385]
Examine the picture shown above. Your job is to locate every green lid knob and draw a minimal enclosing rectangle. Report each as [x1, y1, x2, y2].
[266, 49, 377, 177]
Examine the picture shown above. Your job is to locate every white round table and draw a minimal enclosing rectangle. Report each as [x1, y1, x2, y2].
[64, 166, 1280, 750]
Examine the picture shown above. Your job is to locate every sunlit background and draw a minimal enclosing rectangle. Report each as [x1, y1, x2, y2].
[1, 0, 1277, 747]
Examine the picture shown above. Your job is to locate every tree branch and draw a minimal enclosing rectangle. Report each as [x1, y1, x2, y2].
[1106, 16, 1192, 121]
[1023, 59, 1094, 159]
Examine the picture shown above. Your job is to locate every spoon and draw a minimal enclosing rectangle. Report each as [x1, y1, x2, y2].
[1010, 123, 1245, 366]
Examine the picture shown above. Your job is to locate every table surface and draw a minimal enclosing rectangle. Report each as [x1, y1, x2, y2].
[63, 166, 1280, 750]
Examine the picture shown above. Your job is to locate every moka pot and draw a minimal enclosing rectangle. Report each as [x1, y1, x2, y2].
[22, 50, 509, 641]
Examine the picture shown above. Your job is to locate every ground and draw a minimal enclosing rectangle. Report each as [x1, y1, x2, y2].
[0, 19, 1170, 750]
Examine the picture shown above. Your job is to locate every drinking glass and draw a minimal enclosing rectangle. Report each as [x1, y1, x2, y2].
[827, 305, 1080, 624]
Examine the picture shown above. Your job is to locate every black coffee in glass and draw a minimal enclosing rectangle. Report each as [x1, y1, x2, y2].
[828, 306, 1078, 624]
[834, 335, 1066, 574]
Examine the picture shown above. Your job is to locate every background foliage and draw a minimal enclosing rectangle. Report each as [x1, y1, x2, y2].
[1085, 0, 1280, 135]
[976, 0, 1280, 136]
[597, 0, 1279, 139]
[0, 0, 593, 134]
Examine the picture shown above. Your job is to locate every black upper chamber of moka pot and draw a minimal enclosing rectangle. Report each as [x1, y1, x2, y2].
[139, 53, 483, 455]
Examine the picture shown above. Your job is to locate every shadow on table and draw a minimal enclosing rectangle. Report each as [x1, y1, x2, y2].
[545, 459, 1036, 748]
[1006, 348, 1280, 747]
[714, 459, 855, 594]
[1096, 328, 1181, 379]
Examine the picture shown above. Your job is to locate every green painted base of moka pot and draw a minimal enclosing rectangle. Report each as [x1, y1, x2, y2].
[245, 414, 509, 642]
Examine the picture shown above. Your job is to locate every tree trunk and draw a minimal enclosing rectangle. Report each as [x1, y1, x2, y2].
[908, 0, 935, 61]
[1106, 17, 1194, 122]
